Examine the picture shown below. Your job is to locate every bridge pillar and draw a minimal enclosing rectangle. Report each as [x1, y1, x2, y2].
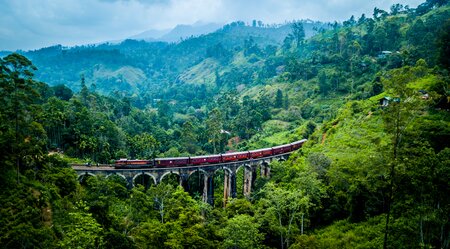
[207, 175, 214, 205]
[202, 174, 214, 205]
[223, 170, 232, 207]
[243, 166, 253, 197]
[126, 175, 134, 189]
[252, 166, 257, 185]
[265, 166, 271, 177]
[202, 174, 207, 203]
[179, 173, 189, 191]
[261, 162, 270, 178]
[231, 172, 237, 198]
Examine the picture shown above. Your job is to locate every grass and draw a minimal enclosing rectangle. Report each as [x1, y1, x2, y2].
[262, 131, 292, 145]
[177, 58, 218, 86]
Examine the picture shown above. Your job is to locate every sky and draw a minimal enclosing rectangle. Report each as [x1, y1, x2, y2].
[0, 0, 425, 51]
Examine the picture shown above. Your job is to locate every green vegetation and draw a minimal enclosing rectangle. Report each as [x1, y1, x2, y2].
[1, 1, 449, 248]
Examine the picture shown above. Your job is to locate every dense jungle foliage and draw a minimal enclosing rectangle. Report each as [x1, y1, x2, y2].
[1, 0, 449, 248]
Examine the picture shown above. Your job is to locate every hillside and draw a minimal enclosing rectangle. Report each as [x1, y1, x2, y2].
[19, 20, 326, 95]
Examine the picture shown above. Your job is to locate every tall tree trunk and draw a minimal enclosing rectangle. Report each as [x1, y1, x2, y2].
[383, 163, 395, 249]
[301, 213, 304, 235]
[384, 107, 400, 249]
[279, 213, 284, 249]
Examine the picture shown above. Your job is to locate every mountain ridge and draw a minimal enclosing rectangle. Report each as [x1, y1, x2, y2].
[19, 20, 327, 94]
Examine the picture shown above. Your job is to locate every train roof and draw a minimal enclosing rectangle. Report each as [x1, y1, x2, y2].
[291, 139, 307, 145]
[249, 148, 272, 153]
[272, 144, 292, 149]
[190, 154, 221, 159]
[154, 157, 189, 161]
[222, 151, 249, 156]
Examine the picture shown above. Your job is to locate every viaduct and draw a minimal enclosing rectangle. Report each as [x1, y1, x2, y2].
[73, 153, 292, 206]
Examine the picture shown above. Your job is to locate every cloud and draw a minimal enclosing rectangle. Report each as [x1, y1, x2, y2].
[218, 0, 424, 23]
[98, 0, 171, 4]
[0, 0, 425, 51]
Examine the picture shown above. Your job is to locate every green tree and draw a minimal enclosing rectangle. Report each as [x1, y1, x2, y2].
[291, 21, 305, 48]
[52, 84, 73, 101]
[283, 34, 294, 50]
[437, 19, 450, 69]
[165, 188, 212, 248]
[157, 100, 172, 129]
[132, 219, 167, 249]
[129, 132, 159, 159]
[318, 71, 330, 95]
[275, 89, 283, 108]
[260, 182, 312, 249]
[149, 183, 175, 223]
[0, 183, 57, 248]
[283, 93, 289, 110]
[206, 108, 224, 153]
[381, 61, 428, 248]
[79, 74, 89, 106]
[234, 97, 263, 139]
[0, 53, 45, 179]
[58, 201, 104, 249]
[221, 214, 264, 249]
[181, 121, 198, 154]
[42, 97, 67, 148]
[129, 185, 156, 224]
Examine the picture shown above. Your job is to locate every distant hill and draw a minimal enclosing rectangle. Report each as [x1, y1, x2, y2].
[159, 22, 224, 42]
[129, 22, 223, 42]
[20, 20, 327, 95]
[129, 28, 170, 41]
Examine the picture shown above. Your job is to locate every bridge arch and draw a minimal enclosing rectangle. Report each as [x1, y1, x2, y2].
[159, 171, 181, 186]
[186, 169, 207, 197]
[106, 173, 127, 182]
[132, 172, 157, 186]
[77, 172, 96, 180]
[159, 171, 180, 182]
[214, 166, 232, 175]
[212, 166, 235, 207]
[77, 172, 98, 186]
[188, 168, 208, 177]
[236, 164, 252, 174]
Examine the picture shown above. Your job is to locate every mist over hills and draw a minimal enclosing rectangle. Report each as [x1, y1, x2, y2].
[18, 20, 327, 95]
[130, 22, 224, 42]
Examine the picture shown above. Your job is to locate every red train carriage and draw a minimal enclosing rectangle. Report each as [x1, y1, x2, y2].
[190, 155, 222, 165]
[114, 159, 152, 168]
[113, 139, 307, 169]
[155, 157, 189, 167]
[249, 148, 273, 159]
[222, 151, 250, 162]
[115, 159, 128, 166]
[272, 144, 293, 155]
[290, 139, 307, 150]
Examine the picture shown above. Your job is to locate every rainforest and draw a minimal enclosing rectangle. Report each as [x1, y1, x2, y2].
[0, 0, 449, 248]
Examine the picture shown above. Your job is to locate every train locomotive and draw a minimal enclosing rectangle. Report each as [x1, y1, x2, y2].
[114, 139, 307, 169]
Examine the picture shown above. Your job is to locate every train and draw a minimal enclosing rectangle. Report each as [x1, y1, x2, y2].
[114, 139, 307, 169]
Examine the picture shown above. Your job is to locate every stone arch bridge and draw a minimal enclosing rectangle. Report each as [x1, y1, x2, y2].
[73, 153, 291, 205]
